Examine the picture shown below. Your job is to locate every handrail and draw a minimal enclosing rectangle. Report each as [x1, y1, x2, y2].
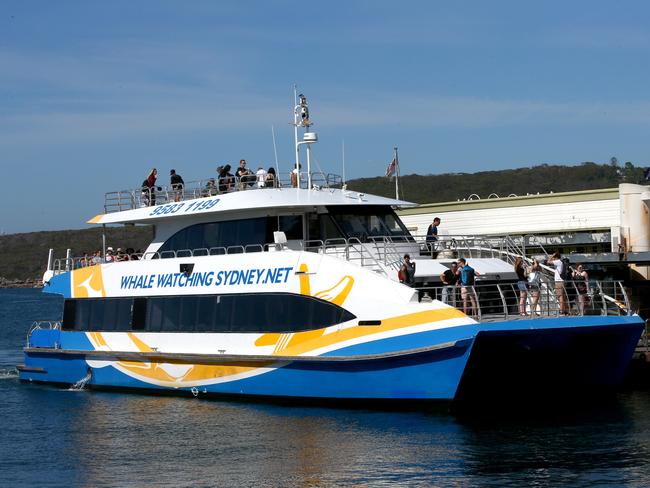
[104, 172, 344, 213]
[27, 321, 61, 348]
[417, 280, 633, 322]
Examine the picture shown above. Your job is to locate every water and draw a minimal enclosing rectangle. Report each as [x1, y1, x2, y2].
[2, 289, 650, 487]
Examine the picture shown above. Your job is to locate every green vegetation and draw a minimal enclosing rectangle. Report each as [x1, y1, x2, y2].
[1, 162, 647, 282]
[348, 162, 647, 203]
[0, 226, 153, 281]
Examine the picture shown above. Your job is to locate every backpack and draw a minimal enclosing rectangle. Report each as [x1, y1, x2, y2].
[560, 258, 571, 281]
[463, 266, 475, 286]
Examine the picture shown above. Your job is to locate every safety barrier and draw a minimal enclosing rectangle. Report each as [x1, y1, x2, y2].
[104, 172, 344, 213]
[417, 280, 632, 321]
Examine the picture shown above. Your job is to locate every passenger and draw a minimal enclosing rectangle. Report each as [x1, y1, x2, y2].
[291, 163, 301, 188]
[456, 258, 478, 317]
[204, 178, 218, 197]
[91, 250, 102, 265]
[116, 248, 126, 261]
[80, 253, 89, 268]
[527, 258, 541, 315]
[235, 159, 255, 189]
[547, 251, 568, 315]
[218, 164, 234, 192]
[256, 167, 267, 188]
[426, 217, 441, 258]
[142, 168, 160, 206]
[514, 257, 528, 316]
[573, 264, 590, 315]
[440, 261, 458, 306]
[170, 169, 185, 202]
[105, 247, 115, 263]
[265, 167, 277, 188]
[399, 254, 416, 287]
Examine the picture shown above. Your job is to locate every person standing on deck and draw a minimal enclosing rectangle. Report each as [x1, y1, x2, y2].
[440, 261, 458, 306]
[170, 169, 184, 202]
[548, 251, 568, 315]
[426, 217, 441, 258]
[457, 258, 479, 317]
[142, 168, 159, 206]
[399, 254, 416, 287]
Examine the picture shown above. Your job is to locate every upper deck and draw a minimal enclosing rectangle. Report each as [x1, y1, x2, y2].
[92, 172, 415, 226]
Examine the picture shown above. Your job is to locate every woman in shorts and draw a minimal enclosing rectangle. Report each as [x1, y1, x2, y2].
[514, 257, 528, 316]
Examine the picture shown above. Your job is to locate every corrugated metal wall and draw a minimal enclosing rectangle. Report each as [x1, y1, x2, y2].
[399, 199, 620, 236]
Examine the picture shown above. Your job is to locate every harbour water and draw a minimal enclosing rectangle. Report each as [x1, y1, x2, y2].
[2, 289, 650, 487]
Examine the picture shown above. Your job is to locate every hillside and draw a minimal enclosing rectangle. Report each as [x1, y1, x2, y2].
[0, 162, 646, 282]
[0, 226, 153, 282]
[347, 162, 645, 203]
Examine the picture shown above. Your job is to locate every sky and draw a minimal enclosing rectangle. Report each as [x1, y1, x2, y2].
[2, 1, 650, 233]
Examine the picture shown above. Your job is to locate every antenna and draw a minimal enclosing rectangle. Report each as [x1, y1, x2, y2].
[342, 139, 346, 185]
[271, 125, 280, 184]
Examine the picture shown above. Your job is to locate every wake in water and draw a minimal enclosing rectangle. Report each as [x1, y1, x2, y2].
[68, 371, 92, 391]
[0, 368, 19, 380]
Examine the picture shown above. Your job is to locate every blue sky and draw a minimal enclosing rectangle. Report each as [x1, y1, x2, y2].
[2, 1, 650, 233]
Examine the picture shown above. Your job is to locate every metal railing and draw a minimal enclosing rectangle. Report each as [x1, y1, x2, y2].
[104, 172, 344, 213]
[53, 235, 406, 277]
[305, 238, 390, 275]
[413, 234, 530, 261]
[417, 280, 632, 321]
[27, 321, 61, 348]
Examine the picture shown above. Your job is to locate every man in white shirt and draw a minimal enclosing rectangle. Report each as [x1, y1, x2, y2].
[256, 167, 267, 188]
[548, 251, 567, 315]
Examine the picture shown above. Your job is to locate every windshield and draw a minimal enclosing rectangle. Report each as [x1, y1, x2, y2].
[327, 205, 413, 242]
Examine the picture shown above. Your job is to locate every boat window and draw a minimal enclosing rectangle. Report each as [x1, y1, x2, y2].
[157, 215, 307, 256]
[157, 217, 268, 257]
[326, 205, 412, 242]
[307, 213, 344, 242]
[62, 297, 133, 332]
[278, 215, 303, 240]
[61, 294, 356, 333]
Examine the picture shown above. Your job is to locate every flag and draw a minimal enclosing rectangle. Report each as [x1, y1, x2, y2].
[644, 167, 650, 181]
[385, 158, 396, 178]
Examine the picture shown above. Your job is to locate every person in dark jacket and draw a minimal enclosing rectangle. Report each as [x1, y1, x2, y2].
[218, 164, 234, 192]
[170, 169, 184, 202]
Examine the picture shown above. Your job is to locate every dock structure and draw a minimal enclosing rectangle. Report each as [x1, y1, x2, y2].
[397, 182, 650, 354]
[397, 183, 650, 274]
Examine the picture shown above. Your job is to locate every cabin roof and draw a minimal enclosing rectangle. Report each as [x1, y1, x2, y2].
[89, 188, 416, 225]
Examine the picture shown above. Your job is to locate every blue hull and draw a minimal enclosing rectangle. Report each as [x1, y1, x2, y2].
[455, 315, 644, 404]
[20, 328, 476, 401]
[20, 316, 644, 403]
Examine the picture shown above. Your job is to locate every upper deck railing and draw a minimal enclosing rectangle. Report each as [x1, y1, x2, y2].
[104, 172, 344, 213]
[49, 233, 559, 281]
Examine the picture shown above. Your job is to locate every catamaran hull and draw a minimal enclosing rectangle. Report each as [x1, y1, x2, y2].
[19, 316, 643, 403]
[19, 330, 476, 401]
[19, 347, 473, 401]
[455, 315, 644, 404]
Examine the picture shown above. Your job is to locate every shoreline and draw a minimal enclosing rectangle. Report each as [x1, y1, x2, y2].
[0, 279, 42, 289]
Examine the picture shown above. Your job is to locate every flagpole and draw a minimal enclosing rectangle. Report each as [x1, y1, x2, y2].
[394, 146, 400, 200]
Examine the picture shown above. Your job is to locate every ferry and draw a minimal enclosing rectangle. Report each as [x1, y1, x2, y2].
[18, 93, 644, 404]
